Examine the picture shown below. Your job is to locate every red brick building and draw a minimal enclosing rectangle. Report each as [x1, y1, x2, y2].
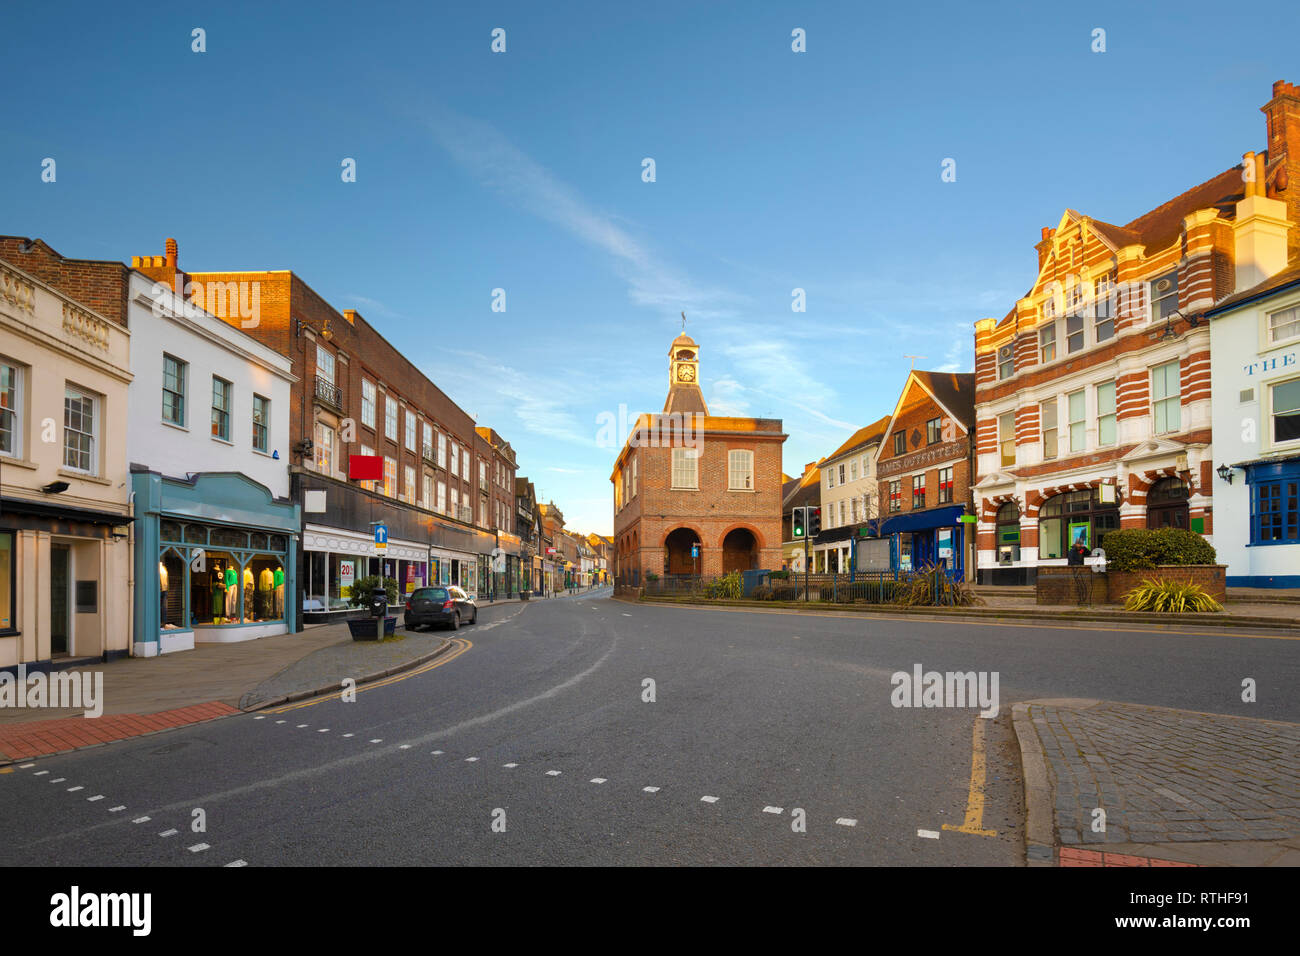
[131, 239, 515, 609]
[972, 81, 1300, 584]
[872, 371, 977, 578]
[611, 333, 786, 586]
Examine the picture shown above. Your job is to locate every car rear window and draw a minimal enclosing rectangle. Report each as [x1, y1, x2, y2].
[412, 588, 449, 601]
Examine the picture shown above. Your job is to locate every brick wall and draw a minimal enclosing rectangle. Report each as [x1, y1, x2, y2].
[0, 236, 130, 325]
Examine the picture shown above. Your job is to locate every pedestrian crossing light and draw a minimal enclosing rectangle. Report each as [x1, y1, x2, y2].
[809, 507, 821, 536]
[792, 506, 806, 538]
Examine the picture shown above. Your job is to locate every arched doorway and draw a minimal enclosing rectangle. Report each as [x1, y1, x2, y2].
[1147, 478, 1190, 529]
[995, 501, 1021, 563]
[722, 528, 758, 572]
[664, 527, 701, 575]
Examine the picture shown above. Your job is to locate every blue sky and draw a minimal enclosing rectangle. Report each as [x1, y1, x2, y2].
[4, 0, 1297, 534]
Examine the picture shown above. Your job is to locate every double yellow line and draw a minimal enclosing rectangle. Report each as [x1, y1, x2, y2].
[942, 717, 997, 837]
[262, 638, 473, 715]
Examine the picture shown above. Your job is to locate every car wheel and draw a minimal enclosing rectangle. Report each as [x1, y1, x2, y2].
[449, 612, 460, 631]
[471, 609, 478, 624]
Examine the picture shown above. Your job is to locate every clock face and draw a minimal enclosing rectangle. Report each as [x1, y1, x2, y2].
[677, 364, 695, 383]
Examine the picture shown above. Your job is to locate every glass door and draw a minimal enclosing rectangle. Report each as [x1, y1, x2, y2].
[50, 544, 70, 656]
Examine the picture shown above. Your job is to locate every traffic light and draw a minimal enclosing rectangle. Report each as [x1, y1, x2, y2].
[792, 506, 806, 538]
[808, 507, 821, 536]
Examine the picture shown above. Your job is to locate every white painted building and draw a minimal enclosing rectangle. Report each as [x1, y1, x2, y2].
[1206, 253, 1300, 587]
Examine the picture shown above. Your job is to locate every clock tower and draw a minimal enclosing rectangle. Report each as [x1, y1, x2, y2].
[664, 332, 708, 415]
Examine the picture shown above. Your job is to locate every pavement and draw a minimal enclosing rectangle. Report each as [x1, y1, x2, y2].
[0, 590, 599, 764]
[1014, 698, 1300, 867]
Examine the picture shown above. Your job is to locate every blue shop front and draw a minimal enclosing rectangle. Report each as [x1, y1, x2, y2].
[132, 468, 300, 657]
[880, 504, 969, 580]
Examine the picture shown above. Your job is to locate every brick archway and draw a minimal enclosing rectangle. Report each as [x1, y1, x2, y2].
[663, 526, 702, 575]
[721, 527, 759, 573]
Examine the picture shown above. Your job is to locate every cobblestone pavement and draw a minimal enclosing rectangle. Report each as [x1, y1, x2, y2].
[1027, 700, 1300, 860]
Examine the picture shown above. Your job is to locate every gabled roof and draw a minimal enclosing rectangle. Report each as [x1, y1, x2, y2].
[782, 460, 824, 509]
[823, 415, 891, 464]
[912, 371, 976, 428]
[1208, 255, 1300, 315]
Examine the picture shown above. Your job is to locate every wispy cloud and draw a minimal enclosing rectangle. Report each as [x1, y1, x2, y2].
[423, 106, 743, 320]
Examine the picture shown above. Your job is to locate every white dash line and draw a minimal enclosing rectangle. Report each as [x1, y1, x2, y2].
[188, 843, 210, 853]
[369, 739, 382, 744]
[546, 770, 562, 776]
[67, 786, 84, 792]
[50, 777, 66, 783]
[132, 816, 151, 824]
[297, 724, 309, 728]
[503, 763, 518, 768]
[431, 750, 444, 755]
[159, 829, 178, 838]
[701, 795, 719, 803]
[33, 770, 48, 776]
[87, 795, 105, 802]
[342, 733, 354, 738]
[836, 818, 858, 827]
[917, 829, 941, 840]
[643, 786, 660, 793]
[225, 859, 247, 867]
[318, 729, 330, 733]
[19, 763, 35, 769]
[762, 806, 783, 814]
[622, 613, 632, 617]
[399, 744, 412, 750]
[276, 720, 286, 724]
[108, 806, 126, 812]
[590, 778, 607, 784]
[464, 757, 479, 762]
[253, 716, 266, 720]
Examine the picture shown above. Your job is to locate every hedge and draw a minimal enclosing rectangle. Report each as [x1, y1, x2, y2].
[1102, 528, 1216, 572]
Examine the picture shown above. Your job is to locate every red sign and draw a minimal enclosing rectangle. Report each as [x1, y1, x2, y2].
[349, 454, 384, 481]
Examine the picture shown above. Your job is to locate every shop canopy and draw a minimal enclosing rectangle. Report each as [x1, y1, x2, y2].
[880, 505, 967, 536]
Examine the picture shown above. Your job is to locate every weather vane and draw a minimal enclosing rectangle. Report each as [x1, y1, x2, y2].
[681, 311, 686, 332]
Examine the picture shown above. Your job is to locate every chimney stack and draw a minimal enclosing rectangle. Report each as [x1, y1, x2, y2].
[165, 237, 178, 270]
[1035, 227, 1055, 270]
[1262, 79, 1300, 260]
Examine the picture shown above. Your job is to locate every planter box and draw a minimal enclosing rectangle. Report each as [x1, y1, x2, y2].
[1036, 564, 1227, 605]
[348, 617, 396, 640]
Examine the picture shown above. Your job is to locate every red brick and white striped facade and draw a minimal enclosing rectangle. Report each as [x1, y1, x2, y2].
[967, 86, 1300, 582]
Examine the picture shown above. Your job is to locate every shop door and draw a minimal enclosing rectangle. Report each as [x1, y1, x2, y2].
[51, 544, 71, 656]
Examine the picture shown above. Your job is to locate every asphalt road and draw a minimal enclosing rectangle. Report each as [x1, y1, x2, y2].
[3, 591, 1297, 866]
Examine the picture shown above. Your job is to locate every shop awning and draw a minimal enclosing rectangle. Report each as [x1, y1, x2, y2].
[0, 496, 134, 527]
[880, 505, 966, 536]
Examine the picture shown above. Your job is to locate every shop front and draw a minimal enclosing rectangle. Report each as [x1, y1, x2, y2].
[880, 504, 969, 580]
[132, 470, 299, 656]
[303, 525, 429, 621]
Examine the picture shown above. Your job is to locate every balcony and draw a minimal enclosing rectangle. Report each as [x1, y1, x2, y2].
[422, 442, 436, 464]
[314, 376, 343, 411]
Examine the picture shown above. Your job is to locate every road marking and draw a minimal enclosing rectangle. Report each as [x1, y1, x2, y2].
[590, 778, 607, 784]
[762, 806, 783, 814]
[132, 816, 151, 824]
[369, 739, 382, 744]
[342, 733, 354, 738]
[622, 613, 632, 617]
[546, 770, 562, 776]
[917, 829, 941, 840]
[34, 771, 48, 776]
[431, 750, 443, 755]
[276, 720, 286, 724]
[67, 786, 83, 792]
[253, 716, 265, 720]
[188, 843, 210, 853]
[50, 777, 65, 783]
[318, 729, 330, 733]
[941, 717, 998, 838]
[159, 829, 178, 838]
[465, 757, 479, 762]
[701, 795, 719, 803]
[643, 787, 660, 793]
[108, 806, 126, 812]
[836, 818, 858, 827]
[225, 860, 247, 867]
[297, 724, 309, 728]
[503, 763, 518, 768]
[264, 637, 473, 712]
[87, 795, 104, 802]
[399, 744, 412, 750]
[19, 763, 34, 768]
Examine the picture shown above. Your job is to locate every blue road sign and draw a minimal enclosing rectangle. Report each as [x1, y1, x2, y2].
[374, 524, 388, 551]
[691, 544, 699, 558]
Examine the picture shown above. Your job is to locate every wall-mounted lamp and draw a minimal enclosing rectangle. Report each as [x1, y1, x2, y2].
[1216, 464, 1235, 484]
[293, 316, 334, 341]
[1160, 308, 1202, 340]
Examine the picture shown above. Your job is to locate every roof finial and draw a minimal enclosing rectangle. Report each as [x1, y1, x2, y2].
[681, 310, 686, 332]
